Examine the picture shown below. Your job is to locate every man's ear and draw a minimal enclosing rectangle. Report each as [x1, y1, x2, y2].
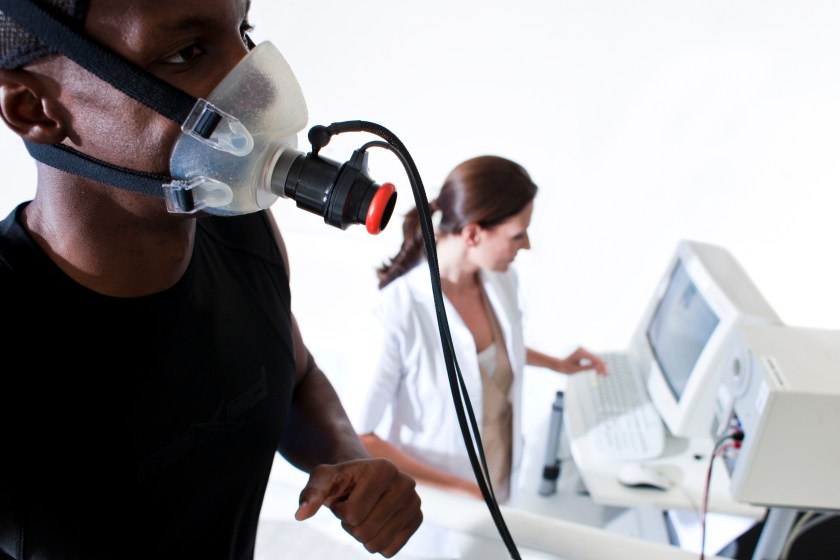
[0, 68, 66, 144]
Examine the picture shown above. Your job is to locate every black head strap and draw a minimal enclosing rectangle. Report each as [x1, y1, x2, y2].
[0, 0, 196, 125]
[2, 0, 256, 206]
[24, 141, 174, 197]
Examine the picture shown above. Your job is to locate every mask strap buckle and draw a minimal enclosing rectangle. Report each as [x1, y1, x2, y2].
[182, 100, 254, 157]
[162, 176, 235, 214]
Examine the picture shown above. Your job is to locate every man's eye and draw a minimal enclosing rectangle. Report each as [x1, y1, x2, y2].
[164, 45, 203, 65]
[240, 23, 255, 48]
[240, 21, 255, 41]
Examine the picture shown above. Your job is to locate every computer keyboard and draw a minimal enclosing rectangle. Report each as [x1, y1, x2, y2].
[572, 353, 666, 461]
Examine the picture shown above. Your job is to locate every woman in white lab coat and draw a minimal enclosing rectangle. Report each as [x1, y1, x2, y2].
[346, 155, 606, 504]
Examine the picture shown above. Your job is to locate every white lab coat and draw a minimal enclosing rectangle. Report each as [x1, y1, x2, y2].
[345, 262, 527, 498]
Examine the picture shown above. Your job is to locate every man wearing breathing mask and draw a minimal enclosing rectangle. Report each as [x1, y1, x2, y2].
[0, 1, 421, 559]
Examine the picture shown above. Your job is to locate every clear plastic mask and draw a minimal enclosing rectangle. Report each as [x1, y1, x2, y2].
[163, 42, 309, 216]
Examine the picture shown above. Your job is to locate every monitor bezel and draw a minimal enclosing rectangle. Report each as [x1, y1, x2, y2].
[629, 240, 781, 439]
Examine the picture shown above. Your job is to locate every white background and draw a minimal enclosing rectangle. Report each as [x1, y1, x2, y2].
[2, 0, 839, 395]
[3, 3, 836, 553]
[260, 0, 840, 395]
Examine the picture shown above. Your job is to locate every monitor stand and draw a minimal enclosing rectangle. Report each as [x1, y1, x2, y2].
[751, 507, 798, 560]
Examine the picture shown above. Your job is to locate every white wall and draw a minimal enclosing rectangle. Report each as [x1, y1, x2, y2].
[259, 0, 840, 388]
[2, 1, 839, 391]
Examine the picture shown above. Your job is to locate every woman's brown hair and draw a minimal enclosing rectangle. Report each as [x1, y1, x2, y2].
[376, 155, 538, 289]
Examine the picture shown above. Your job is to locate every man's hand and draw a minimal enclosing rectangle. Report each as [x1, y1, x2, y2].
[295, 458, 423, 558]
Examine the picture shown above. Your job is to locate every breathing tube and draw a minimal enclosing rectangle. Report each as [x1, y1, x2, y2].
[307, 121, 523, 560]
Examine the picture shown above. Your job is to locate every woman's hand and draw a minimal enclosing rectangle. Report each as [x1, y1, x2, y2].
[560, 346, 607, 375]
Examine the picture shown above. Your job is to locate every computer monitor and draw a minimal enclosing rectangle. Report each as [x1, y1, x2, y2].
[627, 240, 782, 439]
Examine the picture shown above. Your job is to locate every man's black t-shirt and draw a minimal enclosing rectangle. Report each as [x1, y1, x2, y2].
[0, 203, 296, 559]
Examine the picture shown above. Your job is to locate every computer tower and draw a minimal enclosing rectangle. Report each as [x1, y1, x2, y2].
[716, 324, 840, 510]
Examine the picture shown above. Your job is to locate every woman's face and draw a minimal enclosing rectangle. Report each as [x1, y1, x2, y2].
[471, 201, 533, 272]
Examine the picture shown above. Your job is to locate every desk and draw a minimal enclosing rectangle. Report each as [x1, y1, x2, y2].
[563, 382, 765, 519]
[258, 460, 736, 560]
[561, 382, 766, 556]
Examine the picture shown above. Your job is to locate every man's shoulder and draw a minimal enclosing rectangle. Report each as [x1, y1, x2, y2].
[0, 202, 32, 275]
[0, 205, 38, 322]
[0, 202, 25, 237]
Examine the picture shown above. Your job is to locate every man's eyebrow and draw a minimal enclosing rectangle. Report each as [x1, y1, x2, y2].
[136, 2, 252, 49]
[154, 15, 225, 34]
[137, 14, 231, 52]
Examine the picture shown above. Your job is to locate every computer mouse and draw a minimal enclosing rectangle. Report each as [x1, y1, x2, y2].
[616, 463, 671, 491]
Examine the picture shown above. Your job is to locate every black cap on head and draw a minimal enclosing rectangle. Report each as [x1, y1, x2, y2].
[0, 0, 89, 69]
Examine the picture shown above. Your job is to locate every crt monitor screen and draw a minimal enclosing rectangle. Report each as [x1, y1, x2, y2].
[646, 259, 720, 401]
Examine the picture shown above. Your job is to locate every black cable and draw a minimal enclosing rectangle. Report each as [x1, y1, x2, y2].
[326, 123, 521, 559]
[358, 141, 502, 506]
[699, 431, 743, 560]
